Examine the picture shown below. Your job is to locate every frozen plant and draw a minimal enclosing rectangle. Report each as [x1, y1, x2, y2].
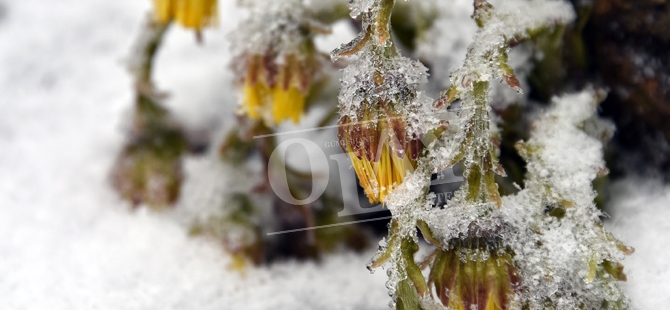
[334, 0, 632, 309]
[112, 0, 224, 208]
[507, 88, 632, 309]
[332, 0, 441, 204]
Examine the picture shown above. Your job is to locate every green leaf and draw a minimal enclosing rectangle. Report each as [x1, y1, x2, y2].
[401, 238, 429, 297]
[395, 279, 426, 310]
[371, 235, 397, 268]
[417, 220, 441, 248]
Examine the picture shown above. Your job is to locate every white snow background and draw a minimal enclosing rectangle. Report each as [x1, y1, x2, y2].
[0, 0, 667, 309]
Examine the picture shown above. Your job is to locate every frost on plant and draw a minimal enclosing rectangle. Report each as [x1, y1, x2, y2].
[332, 0, 442, 205]
[506, 89, 632, 309]
[334, 0, 631, 309]
[230, 0, 329, 125]
[177, 155, 267, 270]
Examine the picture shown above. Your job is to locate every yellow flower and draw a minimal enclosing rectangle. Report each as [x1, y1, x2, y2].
[338, 107, 422, 204]
[230, 2, 327, 126]
[152, 0, 217, 30]
[241, 54, 311, 125]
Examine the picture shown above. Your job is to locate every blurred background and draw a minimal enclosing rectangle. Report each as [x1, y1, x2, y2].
[0, 0, 668, 309]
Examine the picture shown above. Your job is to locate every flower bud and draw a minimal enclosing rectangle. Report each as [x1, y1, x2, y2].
[428, 227, 521, 310]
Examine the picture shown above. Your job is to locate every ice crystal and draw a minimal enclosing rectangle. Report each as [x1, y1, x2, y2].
[347, 0, 378, 19]
[339, 48, 428, 112]
[337, 46, 436, 137]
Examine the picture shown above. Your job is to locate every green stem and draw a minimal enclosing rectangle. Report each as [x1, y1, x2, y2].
[131, 18, 170, 87]
[463, 81, 502, 207]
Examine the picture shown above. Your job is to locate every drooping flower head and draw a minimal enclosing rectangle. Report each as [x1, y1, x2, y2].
[337, 51, 435, 203]
[338, 103, 423, 204]
[152, 0, 218, 30]
[428, 224, 521, 310]
[230, 0, 325, 126]
[240, 52, 315, 125]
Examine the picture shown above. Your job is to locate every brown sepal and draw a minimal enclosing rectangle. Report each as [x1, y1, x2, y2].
[262, 53, 278, 88]
[476, 259, 493, 310]
[504, 74, 522, 92]
[364, 115, 381, 162]
[386, 109, 408, 158]
[246, 55, 261, 85]
[337, 115, 350, 153]
[281, 55, 296, 91]
[408, 138, 423, 161]
[330, 25, 371, 60]
[440, 251, 459, 306]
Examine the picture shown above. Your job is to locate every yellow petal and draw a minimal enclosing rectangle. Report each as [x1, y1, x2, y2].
[152, 0, 175, 23]
[175, 0, 217, 30]
[243, 81, 264, 120]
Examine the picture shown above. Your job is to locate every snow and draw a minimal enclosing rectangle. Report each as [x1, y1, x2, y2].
[606, 179, 670, 310]
[0, 0, 668, 309]
[522, 89, 610, 207]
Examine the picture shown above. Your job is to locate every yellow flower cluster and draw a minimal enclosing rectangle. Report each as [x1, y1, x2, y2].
[152, 0, 217, 30]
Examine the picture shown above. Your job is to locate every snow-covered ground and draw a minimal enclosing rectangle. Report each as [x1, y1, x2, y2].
[605, 179, 670, 309]
[0, 0, 667, 309]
